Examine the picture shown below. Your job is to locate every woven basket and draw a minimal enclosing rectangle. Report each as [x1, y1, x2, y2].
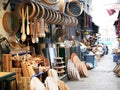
[66, 0, 83, 17]
[2, 11, 19, 34]
[43, 0, 59, 5]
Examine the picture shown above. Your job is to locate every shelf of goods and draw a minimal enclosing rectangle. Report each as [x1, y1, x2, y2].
[18, 0, 78, 26]
[2, 54, 49, 90]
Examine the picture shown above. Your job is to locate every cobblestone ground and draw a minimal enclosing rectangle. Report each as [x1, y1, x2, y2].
[66, 54, 120, 90]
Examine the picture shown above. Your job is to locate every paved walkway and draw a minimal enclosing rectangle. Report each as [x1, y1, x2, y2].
[66, 54, 120, 90]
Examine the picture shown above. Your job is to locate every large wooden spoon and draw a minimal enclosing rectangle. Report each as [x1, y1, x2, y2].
[26, 5, 30, 35]
[21, 7, 26, 42]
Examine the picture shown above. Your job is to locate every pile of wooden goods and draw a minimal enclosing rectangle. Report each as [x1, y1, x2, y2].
[2, 53, 50, 90]
[30, 68, 70, 90]
[113, 64, 120, 77]
[67, 53, 88, 81]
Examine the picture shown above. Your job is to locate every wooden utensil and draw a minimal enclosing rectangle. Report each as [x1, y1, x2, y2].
[21, 7, 26, 42]
[32, 20, 36, 43]
[59, 0, 65, 13]
[38, 18, 46, 38]
[18, 1, 36, 20]
[34, 19, 39, 43]
[30, 20, 33, 36]
[26, 5, 30, 35]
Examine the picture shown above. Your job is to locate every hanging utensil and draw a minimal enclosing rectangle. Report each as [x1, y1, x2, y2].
[32, 19, 36, 44]
[39, 18, 46, 38]
[21, 7, 26, 42]
[30, 20, 33, 36]
[26, 5, 30, 35]
[31, 18, 39, 43]
[36, 20, 40, 34]
[35, 18, 39, 43]
[44, 23, 49, 33]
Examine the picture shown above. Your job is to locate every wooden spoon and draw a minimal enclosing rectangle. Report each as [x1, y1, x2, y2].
[35, 19, 40, 43]
[30, 20, 33, 36]
[34, 18, 39, 43]
[26, 5, 30, 35]
[32, 18, 39, 43]
[21, 7, 26, 42]
[32, 20, 36, 43]
[29, 20, 36, 43]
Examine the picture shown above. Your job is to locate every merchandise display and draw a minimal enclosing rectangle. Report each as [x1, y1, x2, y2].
[0, 0, 109, 90]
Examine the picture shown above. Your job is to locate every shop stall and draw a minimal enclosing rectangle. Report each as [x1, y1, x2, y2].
[0, 0, 100, 90]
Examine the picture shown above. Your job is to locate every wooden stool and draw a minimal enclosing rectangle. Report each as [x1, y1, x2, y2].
[53, 57, 66, 76]
[5, 77, 18, 90]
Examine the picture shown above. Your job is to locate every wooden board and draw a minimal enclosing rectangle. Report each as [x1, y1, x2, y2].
[80, 62, 88, 77]
[2, 54, 12, 72]
[21, 62, 30, 77]
[11, 68, 22, 90]
[20, 77, 31, 90]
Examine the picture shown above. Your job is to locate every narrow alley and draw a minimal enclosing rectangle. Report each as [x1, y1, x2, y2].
[66, 54, 120, 90]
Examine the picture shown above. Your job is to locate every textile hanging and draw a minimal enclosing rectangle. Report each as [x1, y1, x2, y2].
[90, 17, 92, 32]
[118, 19, 120, 31]
[84, 12, 86, 28]
[107, 9, 116, 16]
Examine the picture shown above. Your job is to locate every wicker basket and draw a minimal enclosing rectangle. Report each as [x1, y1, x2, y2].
[66, 0, 83, 17]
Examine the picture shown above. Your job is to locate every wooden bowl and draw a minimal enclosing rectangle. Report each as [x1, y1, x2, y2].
[62, 14, 69, 26]
[55, 12, 62, 25]
[43, 6, 50, 22]
[46, 8, 53, 23]
[58, 13, 65, 25]
[43, 0, 60, 5]
[18, 1, 36, 20]
[37, 4, 45, 19]
[51, 11, 59, 24]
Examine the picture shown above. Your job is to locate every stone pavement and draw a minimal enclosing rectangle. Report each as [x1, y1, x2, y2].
[66, 54, 120, 90]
